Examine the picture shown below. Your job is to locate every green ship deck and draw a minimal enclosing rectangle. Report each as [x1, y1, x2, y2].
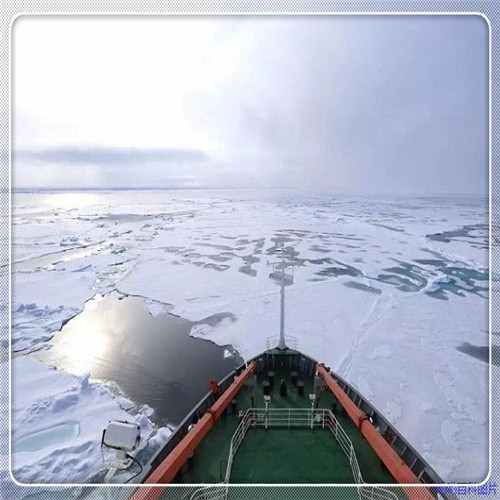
[173, 352, 394, 485]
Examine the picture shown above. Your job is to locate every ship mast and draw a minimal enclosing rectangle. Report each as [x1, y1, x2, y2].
[269, 238, 294, 350]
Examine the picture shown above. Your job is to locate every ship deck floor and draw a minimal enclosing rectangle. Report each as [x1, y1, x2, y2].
[174, 359, 395, 485]
[230, 428, 353, 483]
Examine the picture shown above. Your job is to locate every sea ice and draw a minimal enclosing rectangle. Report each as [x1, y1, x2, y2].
[9, 356, 170, 484]
[11, 190, 489, 483]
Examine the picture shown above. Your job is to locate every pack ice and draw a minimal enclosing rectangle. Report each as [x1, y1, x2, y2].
[11, 189, 490, 483]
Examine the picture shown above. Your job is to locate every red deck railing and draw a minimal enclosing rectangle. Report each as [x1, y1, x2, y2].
[130, 362, 256, 499]
[131, 359, 436, 500]
[316, 364, 435, 500]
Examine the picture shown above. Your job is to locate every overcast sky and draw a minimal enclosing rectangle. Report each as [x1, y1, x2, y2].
[13, 16, 488, 194]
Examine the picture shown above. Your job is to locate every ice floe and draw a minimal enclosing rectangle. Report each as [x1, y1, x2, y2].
[10, 356, 170, 484]
[11, 189, 489, 483]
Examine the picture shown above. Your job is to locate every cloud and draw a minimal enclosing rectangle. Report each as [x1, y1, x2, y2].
[13, 16, 488, 194]
[15, 147, 209, 167]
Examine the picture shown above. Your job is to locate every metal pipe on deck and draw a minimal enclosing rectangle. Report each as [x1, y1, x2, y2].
[316, 364, 434, 500]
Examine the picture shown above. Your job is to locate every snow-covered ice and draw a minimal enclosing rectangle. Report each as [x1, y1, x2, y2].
[11, 189, 489, 483]
[9, 356, 170, 484]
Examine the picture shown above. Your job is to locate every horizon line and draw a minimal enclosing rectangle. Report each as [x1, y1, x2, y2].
[10, 186, 488, 197]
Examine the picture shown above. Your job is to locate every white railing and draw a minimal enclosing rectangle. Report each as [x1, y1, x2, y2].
[358, 487, 402, 500]
[265, 334, 298, 350]
[224, 409, 254, 483]
[223, 408, 399, 500]
[189, 485, 228, 500]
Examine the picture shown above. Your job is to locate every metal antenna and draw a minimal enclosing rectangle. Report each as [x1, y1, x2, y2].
[268, 238, 294, 350]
